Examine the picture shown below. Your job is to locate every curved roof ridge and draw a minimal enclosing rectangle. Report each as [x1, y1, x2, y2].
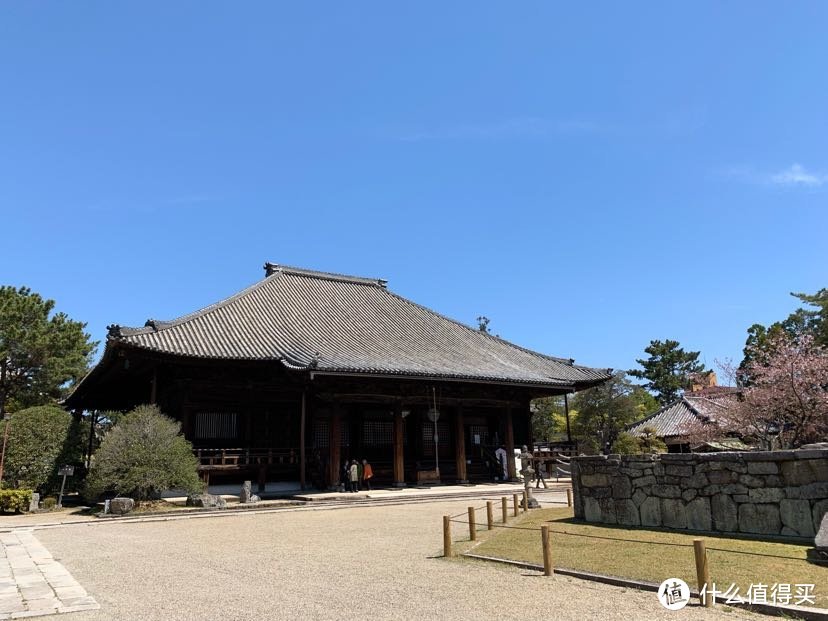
[265, 262, 387, 287]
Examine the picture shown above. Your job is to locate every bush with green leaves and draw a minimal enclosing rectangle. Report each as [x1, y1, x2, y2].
[0, 489, 33, 513]
[0, 405, 84, 493]
[638, 426, 668, 454]
[85, 405, 203, 500]
[611, 432, 641, 455]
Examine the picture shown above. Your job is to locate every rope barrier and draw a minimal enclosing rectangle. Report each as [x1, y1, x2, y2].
[706, 546, 808, 561]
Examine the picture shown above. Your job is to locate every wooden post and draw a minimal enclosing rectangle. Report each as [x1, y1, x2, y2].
[467, 506, 476, 541]
[512, 493, 519, 517]
[393, 405, 405, 487]
[443, 515, 452, 557]
[330, 407, 341, 489]
[505, 406, 516, 480]
[454, 406, 467, 483]
[149, 366, 158, 404]
[693, 539, 712, 607]
[566, 488, 573, 507]
[299, 390, 306, 490]
[486, 501, 493, 530]
[541, 525, 553, 576]
[523, 489, 529, 512]
[501, 496, 508, 523]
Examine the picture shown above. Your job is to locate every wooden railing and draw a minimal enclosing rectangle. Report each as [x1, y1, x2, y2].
[194, 447, 299, 469]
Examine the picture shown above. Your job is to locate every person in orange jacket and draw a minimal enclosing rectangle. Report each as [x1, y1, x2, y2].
[362, 459, 374, 491]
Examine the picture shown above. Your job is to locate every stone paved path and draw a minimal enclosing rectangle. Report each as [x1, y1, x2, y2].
[0, 530, 98, 619]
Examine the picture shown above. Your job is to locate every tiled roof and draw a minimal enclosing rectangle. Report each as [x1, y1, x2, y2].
[627, 392, 738, 439]
[102, 264, 612, 389]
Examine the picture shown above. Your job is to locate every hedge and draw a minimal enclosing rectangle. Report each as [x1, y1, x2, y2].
[0, 489, 33, 513]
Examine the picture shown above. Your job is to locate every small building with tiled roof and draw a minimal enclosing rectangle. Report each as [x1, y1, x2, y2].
[627, 388, 740, 452]
[68, 263, 612, 489]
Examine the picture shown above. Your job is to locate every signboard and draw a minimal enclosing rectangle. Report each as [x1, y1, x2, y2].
[58, 465, 75, 476]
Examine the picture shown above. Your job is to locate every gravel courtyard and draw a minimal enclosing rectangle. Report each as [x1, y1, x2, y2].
[35, 498, 761, 621]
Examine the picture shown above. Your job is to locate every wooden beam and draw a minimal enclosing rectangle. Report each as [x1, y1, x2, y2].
[393, 404, 405, 487]
[505, 405, 516, 480]
[299, 390, 306, 490]
[454, 406, 467, 483]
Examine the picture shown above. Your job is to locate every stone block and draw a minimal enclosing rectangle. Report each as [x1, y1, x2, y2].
[747, 462, 778, 475]
[632, 489, 647, 507]
[687, 497, 712, 531]
[739, 474, 767, 488]
[640, 497, 661, 527]
[597, 498, 618, 524]
[816, 512, 828, 548]
[685, 473, 709, 489]
[665, 465, 693, 477]
[732, 495, 750, 503]
[581, 473, 610, 487]
[780, 499, 815, 538]
[782, 460, 828, 486]
[697, 485, 721, 497]
[632, 475, 656, 488]
[652, 484, 681, 498]
[186, 494, 227, 509]
[661, 498, 687, 529]
[708, 470, 737, 485]
[592, 487, 611, 499]
[799, 482, 828, 499]
[583, 497, 601, 522]
[28, 493, 39, 513]
[812, 499, 828, 536]
[739, 503, 781, 535]
[748, 488, 786, 503]
[681, 489, 698, 502]
[615, 499, 640, 526]
[611, 476, 632, 499]
[109, 497, 134, 515]
[721, 484, 748, 496]
[711, 494, 738, 532]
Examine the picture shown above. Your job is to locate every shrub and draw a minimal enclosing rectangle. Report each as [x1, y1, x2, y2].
[85, 404, 203, 501]
[639, 426, 668, 454]
[41, 496, 57, 510]
[0, 489, 32, 513]
[611, 432, 641, 455]
[0, 405, 84, 493]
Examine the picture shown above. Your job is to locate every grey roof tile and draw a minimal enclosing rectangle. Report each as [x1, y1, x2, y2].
[108, 264, 612, 388]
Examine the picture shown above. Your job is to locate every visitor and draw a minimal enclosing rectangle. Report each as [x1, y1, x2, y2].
[362, 459, 374, 491]
[341, 460, 350, 492]
[535, 460, 548, 489]
[349, 459, 360, 492]
[494, 444, 508, 481]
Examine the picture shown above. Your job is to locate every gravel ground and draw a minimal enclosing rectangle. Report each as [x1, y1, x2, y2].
[35, 499, 762, 621]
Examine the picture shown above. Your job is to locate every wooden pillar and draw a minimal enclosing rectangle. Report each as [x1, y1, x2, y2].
[85, 411, 97, 469]
[505, 405, 516, 480]
[149, 366, 158, 405]
[329, 406, 341, 489]
[299, 390, 306, 490]
[454, 406, 467, 483]
[393, 404, 405, 487]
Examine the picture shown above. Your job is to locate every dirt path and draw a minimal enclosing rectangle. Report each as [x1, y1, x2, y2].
[35, 498, 761, 620]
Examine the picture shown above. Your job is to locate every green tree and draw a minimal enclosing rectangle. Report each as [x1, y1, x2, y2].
[0, 405, 85, 493]
[629, 339, 706, 405]
[0, 286, 97, 414]
[85, 405, 203, 501]
[531, 396, 570, 442]
[638, 426, 667, 454]
[611, 432, 640, 455]
[791, 289, 828, 346]
[571, 372, 644, 453]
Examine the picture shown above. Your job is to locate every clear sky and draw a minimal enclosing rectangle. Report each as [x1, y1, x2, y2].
[2, 3, 826, 376]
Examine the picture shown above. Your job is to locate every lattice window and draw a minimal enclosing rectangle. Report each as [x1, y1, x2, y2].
[422, 421, 449, 457]
[469, 425, 489, 447]
[362, 420, 393, 446]
[194, 412, 238, 440]
[315, 419, 330, 448]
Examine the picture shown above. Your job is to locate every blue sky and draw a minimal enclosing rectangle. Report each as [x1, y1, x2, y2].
[1, 3, 826, 376]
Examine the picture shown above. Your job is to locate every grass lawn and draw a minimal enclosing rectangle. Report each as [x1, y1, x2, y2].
[464, 507, 828, 608]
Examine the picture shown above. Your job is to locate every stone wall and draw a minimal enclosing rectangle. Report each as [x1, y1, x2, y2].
[571, 450, 828, 538]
